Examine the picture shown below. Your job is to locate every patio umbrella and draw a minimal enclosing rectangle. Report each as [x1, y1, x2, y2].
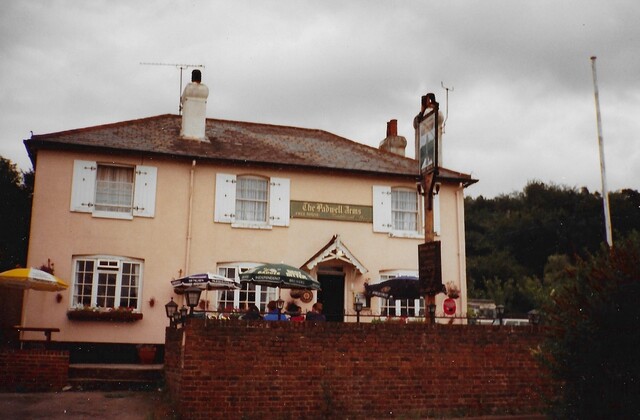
[364, 276, 421, 300]
[239, 263, 321, 290]
[0, 267, 68, 292]
[171, 272, 240, 293]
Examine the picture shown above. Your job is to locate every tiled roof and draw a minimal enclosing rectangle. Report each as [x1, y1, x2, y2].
[24, 114, 477, 184]
[25, 114, 420, 177]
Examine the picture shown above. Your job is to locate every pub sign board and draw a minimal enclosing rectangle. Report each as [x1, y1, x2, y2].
[418, 241, 444, 295]
[416, 109, 437, 174]
[290, 200, 373, 223]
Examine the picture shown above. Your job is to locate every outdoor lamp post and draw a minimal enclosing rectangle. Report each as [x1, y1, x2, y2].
[354, 300, 363, 323]
[179, 305, 188, 324]
[528, 309, 541, 325]
[428, 303, 436, 324]
[184, 286, 203, 316]
[165, 297, 178, 327]
[276, 298, 285, 320]
[496, 304, 505, 326]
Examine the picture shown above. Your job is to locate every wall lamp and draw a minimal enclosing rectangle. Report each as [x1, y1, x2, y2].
[495, 304, 505, 326]
[528, 309, 541, 325]
[184, 286, 203, 316]
[354, 300, 363, 323]
[428, 303, 437, 325]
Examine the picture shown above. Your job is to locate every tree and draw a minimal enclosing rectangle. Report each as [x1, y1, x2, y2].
[0, 157, 33, 271]
[538, 234, 640, 418]
[465, 182, 640, 314]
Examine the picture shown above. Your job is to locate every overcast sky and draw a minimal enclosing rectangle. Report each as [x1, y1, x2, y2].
[1, 0, 638, 198]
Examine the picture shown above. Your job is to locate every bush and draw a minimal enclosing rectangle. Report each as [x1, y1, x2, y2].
[539, 234, 640, 418]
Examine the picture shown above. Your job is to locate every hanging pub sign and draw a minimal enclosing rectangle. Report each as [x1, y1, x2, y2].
[414, 93, 439, 175]
[418, 241, 444, 295]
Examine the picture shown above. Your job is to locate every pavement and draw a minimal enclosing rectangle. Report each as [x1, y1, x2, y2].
[0, 390, 176, 420]
[0, 391, 547, 420]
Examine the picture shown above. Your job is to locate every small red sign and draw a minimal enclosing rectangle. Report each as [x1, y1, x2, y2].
[443, 298, 456, 316]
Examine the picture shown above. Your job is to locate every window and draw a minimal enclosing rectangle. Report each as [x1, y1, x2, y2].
[391, 188, 418, 231]
[214, 173, 290, 228]
[218, 265, 278, 312]
[379, 271, 424, 318]
[71, 256, 143, 310]
[382, 297, 424, 318]
[70, 160, 157, 219]
[373, 185, 425, 237]
[95, 165, 134, 214]
[236, 176, 268, 222]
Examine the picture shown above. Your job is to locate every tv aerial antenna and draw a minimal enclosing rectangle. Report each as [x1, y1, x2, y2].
[440, 81, 454, 133]
[140, 62, 205, 114]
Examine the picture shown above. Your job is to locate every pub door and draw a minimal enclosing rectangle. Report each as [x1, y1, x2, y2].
[317, 273, 345, 322]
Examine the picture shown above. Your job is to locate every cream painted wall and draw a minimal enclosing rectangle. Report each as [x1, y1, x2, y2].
[22, 150, 469, 344]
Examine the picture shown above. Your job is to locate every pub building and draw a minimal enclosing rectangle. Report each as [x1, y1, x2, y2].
[18, 71, 476, 351]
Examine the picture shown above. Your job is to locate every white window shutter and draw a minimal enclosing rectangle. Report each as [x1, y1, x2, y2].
[70, 160, 97, 213]
[133, 165, 157, 218]
[269, 177, 290, 227]
[372, 185, 392, 233]
[433, 192, 441, 235]
[214, 173, 236, 223]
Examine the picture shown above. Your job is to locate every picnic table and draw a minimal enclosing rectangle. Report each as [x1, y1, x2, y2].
[13, 325, 60, 342]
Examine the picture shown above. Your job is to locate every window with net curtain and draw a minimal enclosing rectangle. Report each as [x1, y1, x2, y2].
[95, 165, 134, 214]
[391, 188, 418, 231]
[236, 176, 268, 222]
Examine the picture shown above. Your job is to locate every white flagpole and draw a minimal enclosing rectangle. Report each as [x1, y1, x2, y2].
[590, 56, 613, 247]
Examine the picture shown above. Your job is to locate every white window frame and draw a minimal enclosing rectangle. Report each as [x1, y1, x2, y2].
[217, 263, 278, 313]
[391, 187, 419, 233]
[373, 185, 424, 238]
[236, 175, 269, 224]
[70, 160, 157, 219]
[214, 173, 290, 229]
[71, 255, 143, 311]
[378, 270, 424, 318]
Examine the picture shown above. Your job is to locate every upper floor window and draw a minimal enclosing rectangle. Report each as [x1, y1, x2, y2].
[373, 185, 425, 238]
[70, 160, 157, 219]
[214, 173, 290, 228]
[95, 165, 134, 214]
[391, 188, 418, 231]
[236, 176, 268, 222]
[71, 255, 143, 311]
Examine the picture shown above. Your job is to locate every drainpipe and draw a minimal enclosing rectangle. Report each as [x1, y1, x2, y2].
[184, 160, 196, 275]
[456, 187, 467, 319]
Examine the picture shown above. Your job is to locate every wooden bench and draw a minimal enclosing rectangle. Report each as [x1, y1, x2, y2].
[13, 326, 60, 342]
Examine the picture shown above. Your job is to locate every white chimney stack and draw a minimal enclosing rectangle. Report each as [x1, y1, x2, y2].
[180, 70, 209, 140]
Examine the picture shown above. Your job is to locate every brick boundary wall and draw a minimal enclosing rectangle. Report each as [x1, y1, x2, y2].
[0, 349, 69, 392]
[165, 320, 553, 419]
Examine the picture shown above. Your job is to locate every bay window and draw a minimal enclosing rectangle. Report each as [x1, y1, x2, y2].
[71, 256, 143, 311]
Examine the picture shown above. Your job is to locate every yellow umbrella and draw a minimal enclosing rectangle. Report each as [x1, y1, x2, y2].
[0, 267, 68, 292]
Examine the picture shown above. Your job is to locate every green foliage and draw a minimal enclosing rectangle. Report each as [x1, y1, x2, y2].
[539, 234, 640, 418]
[0, 157, 32, 271]
[465, 181, 640, 314]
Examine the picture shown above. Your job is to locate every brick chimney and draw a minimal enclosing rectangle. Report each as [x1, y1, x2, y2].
[379, 119, 407, 156]
[180, 70, 209, 141]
